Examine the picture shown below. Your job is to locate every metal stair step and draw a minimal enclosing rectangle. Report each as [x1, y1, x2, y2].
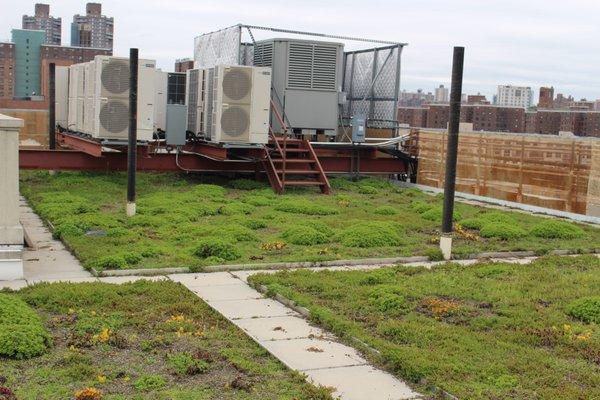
[276, 169, 320, 174]
[271, 159, 315, 163]
[283, 180, 325, 186]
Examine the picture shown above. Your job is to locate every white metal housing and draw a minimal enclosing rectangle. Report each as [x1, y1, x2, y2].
[67, 56, 156, 141]
[203, 65, 271, 144]
[55, 66, 69, 128]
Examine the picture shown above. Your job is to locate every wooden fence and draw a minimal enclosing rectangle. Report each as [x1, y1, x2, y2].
[411, 129, 600, 217]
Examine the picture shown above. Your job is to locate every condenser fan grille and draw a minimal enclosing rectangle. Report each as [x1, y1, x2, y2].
[222, 69, 251, 102]
[101, 59, 129, 95]
[99, 100, 129, 134]
[221, 106, 250, 137]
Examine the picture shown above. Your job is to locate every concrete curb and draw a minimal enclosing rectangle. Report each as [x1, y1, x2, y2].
[93, 248, 600, 277]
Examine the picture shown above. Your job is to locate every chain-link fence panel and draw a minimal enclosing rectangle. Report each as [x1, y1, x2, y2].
[342, 45, 402, 130]
[194, 25, 242, 68]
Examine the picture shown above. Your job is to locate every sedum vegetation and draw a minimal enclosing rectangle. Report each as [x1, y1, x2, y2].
[19, 171, 600, 272]
[250, 255, 600, 399]
[0, 281, 333, 399]
[0, 293, 52, 359]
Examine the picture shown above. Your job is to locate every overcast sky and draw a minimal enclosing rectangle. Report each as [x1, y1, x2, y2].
[2, 0, 599, 101]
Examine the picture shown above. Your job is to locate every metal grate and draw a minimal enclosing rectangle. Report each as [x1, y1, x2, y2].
[221, 105, 250, 139]
[288, 43, 313, 89]
[99, 100, 128, 134]
[222, 68, 251, 103]
[101, 59, 129, 96]
[206, 67, 215, 139]
[186, 69, 199, 132]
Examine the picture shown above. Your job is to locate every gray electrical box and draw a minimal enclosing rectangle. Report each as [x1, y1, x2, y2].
[253, 38, 344, 135]
[351, 115, 366, 143]
[166, 104, 188, 146]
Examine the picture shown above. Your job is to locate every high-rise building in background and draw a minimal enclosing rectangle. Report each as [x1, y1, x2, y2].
[595, 100, 600, 111]
[175, 58, 194, 73]
[554, 93, 574, 109]
[22, 4, 61, 46]
[399, 89, 434, 107]
[538, 87, 554, 109]
[71, 3, 113, 50]
[11, 29, 45, 97]
[496, 85, 534, 108]
[0, 43, 15, 98]
[466, 94, 489, 105]
[434, 84, 449, 103]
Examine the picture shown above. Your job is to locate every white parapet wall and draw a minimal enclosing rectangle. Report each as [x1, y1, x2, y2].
[0, 113, 24, 280]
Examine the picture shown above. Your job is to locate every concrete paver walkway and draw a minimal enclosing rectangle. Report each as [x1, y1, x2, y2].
[170, 271, 421, 400]
[18, 198, 92, 283]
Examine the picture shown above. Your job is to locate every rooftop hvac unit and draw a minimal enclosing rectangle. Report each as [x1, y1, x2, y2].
[203, 65, 271, 144]
[55, 66, 69, 129]
[154, 70, 168, 131]
[93, 56, 156, 140]
[185, 68, 205, 135]
[156, 71, 186, 132]
[254, 38, 343, 134]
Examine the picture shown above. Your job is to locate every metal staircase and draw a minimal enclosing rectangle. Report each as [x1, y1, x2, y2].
[263, 99, 331, 194]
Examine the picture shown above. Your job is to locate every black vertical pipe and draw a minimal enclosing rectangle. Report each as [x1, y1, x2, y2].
[48, 62, 56, 150]
[127, 48, 138, 204]
[441, 47, 465, 234]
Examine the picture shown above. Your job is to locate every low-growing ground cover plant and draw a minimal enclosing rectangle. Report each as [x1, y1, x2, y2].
[0, 293, 51, 359]
[19, 171, 600, 271]
[250, 255, 600, 399]
[0, 280, 332, 399]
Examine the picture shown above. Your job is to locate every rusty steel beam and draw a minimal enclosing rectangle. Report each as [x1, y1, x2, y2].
[19, 149, 408, 175]
[56, 132, 103, 158]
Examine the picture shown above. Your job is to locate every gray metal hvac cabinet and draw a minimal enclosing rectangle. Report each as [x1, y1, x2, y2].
[253, 38, 344, 135]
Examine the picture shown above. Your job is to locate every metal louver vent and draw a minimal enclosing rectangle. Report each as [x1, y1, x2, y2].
[312, 45, 338, 90]
[187, 69, 199, 132]
[288, 43, 313, 89]
[287, 43, 338, 91]
[101, 59, 129, 95]
[222, 68, 251, 103]
[206, 68, 215, 139]
[253, 43, 273, 67]
[220, 105, 250, 138]
[99, 100, 129, 134]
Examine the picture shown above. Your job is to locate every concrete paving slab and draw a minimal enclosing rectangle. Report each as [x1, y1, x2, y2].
[208, 298, 298, 320]
[304, 365, 420, 400]
[0, 280, 28, 290]
[234, 315, 330, 342]
[230, 269, 276, 283]
[168, 272, 238, 287]
[26, 271, 94, 282]
[98, 276, 168, 284]
[28, 277, 99, 285]
[191, 283, 263, 301]
[259, 337, 367, 371]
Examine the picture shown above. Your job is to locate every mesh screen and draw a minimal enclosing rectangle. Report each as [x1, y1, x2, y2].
[342, 46, 402, 129]
[194, 26, 242, 68]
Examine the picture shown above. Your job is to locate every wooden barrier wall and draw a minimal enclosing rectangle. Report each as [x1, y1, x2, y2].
[0, 109, 48, 147]
[413, 129, 600, 217]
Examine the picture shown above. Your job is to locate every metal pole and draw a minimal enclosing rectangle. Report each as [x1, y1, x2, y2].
[48, 63, 56, 150]
[440, 46, 464, 259]
[126, 48, 138, 217]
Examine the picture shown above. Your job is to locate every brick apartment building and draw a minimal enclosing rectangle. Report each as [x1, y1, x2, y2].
[0, 43, 15, 98]
[398, 104, 600, 137]
[538, 87, 554, 109]
[39, 44, 110, 97]
[22, 3, 61, 46]
[175, 58, 194, 73]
